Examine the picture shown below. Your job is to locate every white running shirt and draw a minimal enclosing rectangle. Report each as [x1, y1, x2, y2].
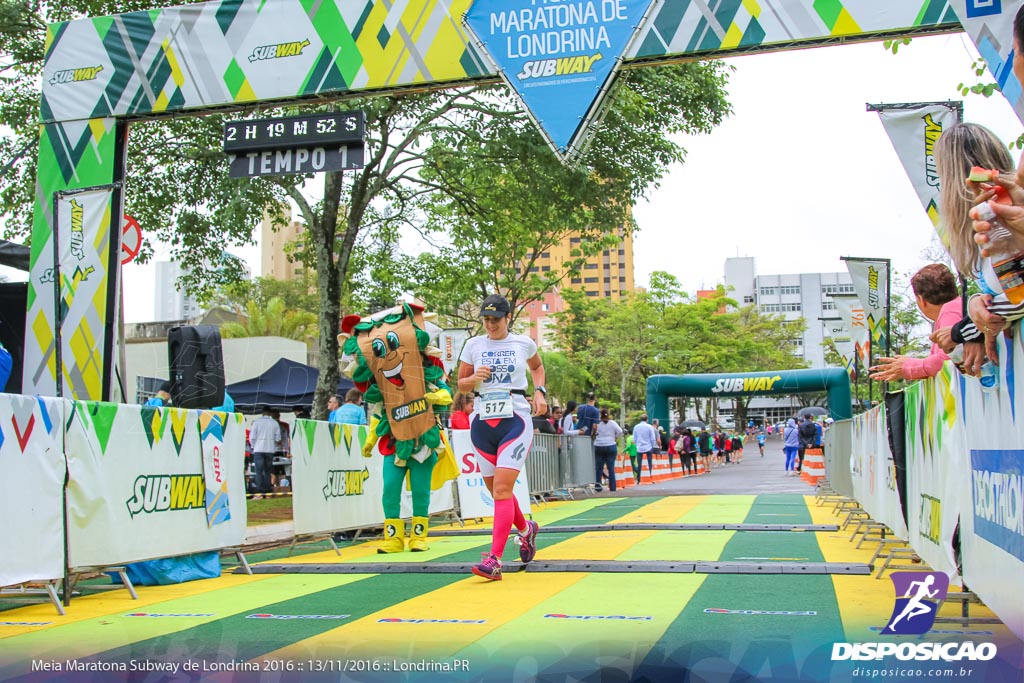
[460, 333, 538, 392]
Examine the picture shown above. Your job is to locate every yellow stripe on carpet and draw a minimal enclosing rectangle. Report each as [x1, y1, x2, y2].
[0, 574, 371, 673]
[677, 494, 755, 524]
[262, 572, 587, 660]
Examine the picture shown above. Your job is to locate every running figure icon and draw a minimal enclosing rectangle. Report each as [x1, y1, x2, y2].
[886, 575, 938, 630]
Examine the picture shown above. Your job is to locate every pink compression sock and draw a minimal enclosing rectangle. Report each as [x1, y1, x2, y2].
[491, 497, 515, 559]
[512, 495, 527, 532]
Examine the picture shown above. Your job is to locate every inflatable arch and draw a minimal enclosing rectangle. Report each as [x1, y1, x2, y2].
[646, 368, 852, 429]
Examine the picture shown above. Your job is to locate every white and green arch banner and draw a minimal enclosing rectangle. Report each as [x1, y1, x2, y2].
[30, 0, 964, 399]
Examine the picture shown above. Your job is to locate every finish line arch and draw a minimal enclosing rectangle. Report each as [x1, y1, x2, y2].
[29, 1, 965, 399]
[646, 368, 852, 429]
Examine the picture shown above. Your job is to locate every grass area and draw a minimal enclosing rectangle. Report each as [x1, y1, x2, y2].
[247, 495, 293, 525]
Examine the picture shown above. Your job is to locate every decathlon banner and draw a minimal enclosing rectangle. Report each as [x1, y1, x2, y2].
[842, 257, 889, 358]
[831, 294, 870, 377]
[64, 403, 247, 567]
[850, 403, 908, 539]
[948, 0, 1024, 126]
[871, 102, 961, 229]
[26, 187, 120, 401]
[463, 0, 658, 161]
[903, 364, 967, 582]
[451, 428, 532, 519]
[0, 395, 67, 587]
[957, 325, 1024, 638]
[291, 420, 454, 536]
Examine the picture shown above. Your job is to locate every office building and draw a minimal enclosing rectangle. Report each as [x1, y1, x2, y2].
[261, 206, 306, 281]
[724, 257, 854, 369]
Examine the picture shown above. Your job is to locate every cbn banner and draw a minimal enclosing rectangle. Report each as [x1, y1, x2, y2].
[26, 187, 119, 400]
[0, 395, 67, 586]
[822, 317, 857, 379]
[451, 429, 532, 519]
[850, 403, 908, 538]
[842, 257, 889, 358]
[872, 102, 961, 229]
[947, 0, 1024, 125]
[958, 328, 1024, 638]
[64, 403, 247, 567]
[830, 293, 870, 378]
[903, 364, 966, 581]
[290, 420, 454, 537]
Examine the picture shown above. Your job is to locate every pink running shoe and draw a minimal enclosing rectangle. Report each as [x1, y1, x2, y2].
[471, 552, 502, 581]
[516, 520, 540, 563]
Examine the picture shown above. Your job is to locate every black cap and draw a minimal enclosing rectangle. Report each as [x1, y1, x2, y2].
[479, 294, 511, 318]
[158, 380, 172, 393]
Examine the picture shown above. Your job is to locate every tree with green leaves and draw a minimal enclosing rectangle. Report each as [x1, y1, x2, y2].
[406, 62, 731, 329]
[219, 296, 316, 345]
[554, 278, 808, 424]
[3, 5, 733, 422]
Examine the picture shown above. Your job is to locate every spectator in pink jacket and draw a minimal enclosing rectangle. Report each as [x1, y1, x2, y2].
[870, 264, 962, 381]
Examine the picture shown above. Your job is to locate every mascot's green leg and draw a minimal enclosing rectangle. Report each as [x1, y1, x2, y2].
[378, 518, 405, 554]
[406, 454, 437, 552]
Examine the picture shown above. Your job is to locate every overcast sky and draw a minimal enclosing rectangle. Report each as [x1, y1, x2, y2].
[123, 33, 1024, 322]
[632, 33, 1023, 297]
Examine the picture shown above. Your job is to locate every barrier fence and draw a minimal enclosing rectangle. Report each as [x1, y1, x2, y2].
[823, 323, 1024, 640]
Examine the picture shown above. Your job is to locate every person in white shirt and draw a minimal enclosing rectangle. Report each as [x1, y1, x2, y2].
[247, 406, 281, 499]
[457, 295, 547, 581]
[631, 414, 659, 484]
[593, 408, 624, 492]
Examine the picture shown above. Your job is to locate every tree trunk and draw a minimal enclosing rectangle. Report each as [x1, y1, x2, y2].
[311, 171, 344, 420]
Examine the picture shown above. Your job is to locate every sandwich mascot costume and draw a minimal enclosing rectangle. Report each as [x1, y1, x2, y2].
[340, 303, 457, 553]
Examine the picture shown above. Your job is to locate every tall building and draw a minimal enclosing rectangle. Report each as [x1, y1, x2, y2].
[526, 225, 637, 349]
[153, 260, 201, 322]
[261, 206, 305, 281]
[723, 257, 855, 369]
[153, 256, 252, 323]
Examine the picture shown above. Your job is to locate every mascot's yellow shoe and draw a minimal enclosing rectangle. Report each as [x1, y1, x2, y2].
[378, 518, 405, 554]
[408, 516, 430, 552]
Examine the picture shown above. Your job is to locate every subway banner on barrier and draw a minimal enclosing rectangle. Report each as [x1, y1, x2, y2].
[463, 0, 657, 162]
[870, 101, 961, 229]
[290, 420, 455, 537]
[948, 0, 1024, 126]
[842, 257, 889, 358]
[64, 403, 247, 567]
[903, 363, 967, 581]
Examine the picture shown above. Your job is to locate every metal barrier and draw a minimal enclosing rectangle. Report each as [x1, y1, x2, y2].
[526, 434, 563, 494]
[561, 435, 596, 489]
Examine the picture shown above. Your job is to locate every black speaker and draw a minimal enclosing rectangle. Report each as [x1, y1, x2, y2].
[168, 325, 225, 409]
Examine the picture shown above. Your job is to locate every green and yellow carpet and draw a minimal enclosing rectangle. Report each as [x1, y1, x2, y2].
[0, 495, 1020, 682]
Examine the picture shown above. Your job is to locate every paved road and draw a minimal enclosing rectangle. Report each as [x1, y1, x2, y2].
[598, 434, 814, 497]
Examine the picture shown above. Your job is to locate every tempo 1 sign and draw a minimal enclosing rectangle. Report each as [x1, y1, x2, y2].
[224, 110, 366, 178]
[228, 145, 365, 178]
